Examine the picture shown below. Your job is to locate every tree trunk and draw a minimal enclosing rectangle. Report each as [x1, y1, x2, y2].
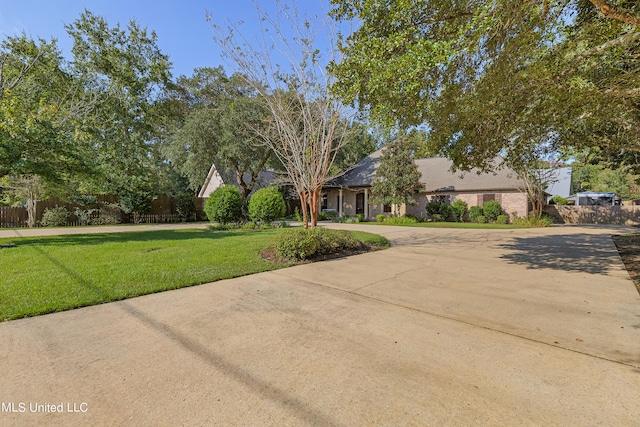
[299, 192, 309, 229]
[27, 196, 36, 228]
[309, 188, 320, 228]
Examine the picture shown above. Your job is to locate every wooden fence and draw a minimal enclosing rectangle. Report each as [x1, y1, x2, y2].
[544, 205, 640, 225]
[0, 195, 207, 228]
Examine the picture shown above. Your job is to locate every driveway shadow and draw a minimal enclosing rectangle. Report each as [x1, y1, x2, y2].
[497, 233, 620, 275]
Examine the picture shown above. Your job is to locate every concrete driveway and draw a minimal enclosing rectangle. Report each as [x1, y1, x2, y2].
[1, 224, 639, 425]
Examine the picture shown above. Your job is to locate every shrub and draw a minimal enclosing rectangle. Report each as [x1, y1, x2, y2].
[317, 211, 329, 221]
[496, 214, 509, 224]
[383, 216, 418, 225]
[482, 200, 503, 222]
[404, 213, 423, 222]
[355, 213, 365, 222]
[451, 200, 468, 222]
[205, 186, 244, 224]
[512, 213, 554, 227]
[425, 201, 453, 221]
[376, 214, 385, 222]
[174, 194, 195, 221]
[275, 228, 362, 260]
[119, 191, 154, 223]
[248, 186, 286, 224]
[73, 194, 98, 208]
[551, 195, 569, 205]
[468, 205, 483, 223]
[74, 208, 96, 226]
[476, 215, 486, 224]
[93, 202, 122, 225]
[40, 206, 70, 227]
[323, 210, 337, 220]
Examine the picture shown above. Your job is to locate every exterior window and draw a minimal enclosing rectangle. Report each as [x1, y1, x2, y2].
[383, 204, 391, 213]
[483, 194, 495, 203]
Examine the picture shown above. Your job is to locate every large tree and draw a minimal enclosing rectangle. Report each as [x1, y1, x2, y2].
[65, 10, 173, 199]
[210, 1, 352, 227]
[329, 1, 640, 173]
[0, 34, 91, 183]
[163, 67, 275, 198]
[370, 136, 423, 216]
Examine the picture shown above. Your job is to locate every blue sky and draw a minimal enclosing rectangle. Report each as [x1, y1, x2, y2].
[0, 0, 335, 78]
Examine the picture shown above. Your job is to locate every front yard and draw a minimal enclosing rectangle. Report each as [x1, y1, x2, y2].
[0, 228, 386, 321]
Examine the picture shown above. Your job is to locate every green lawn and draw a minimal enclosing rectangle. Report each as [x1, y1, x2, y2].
[0, 228, 386, 321]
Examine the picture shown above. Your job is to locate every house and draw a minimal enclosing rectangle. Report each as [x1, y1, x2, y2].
[198, 163, 275, 199]
[541, 167, 572, 203]
[323, 149, 530, 220]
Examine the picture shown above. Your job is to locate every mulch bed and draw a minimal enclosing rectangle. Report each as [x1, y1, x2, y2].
[260, 243, 384, 265]
[612, 234, 640, 295]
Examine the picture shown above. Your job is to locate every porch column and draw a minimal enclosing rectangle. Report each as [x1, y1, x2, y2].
[338, 188, 343, 217]
[364, 188, 369, 219]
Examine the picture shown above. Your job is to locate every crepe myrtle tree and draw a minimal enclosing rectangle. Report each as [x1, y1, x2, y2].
[210, 1, 352, 228]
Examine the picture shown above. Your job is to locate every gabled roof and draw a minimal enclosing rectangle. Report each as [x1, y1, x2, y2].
[198, 163, 276, 198]
[325, 149, 526, 192]
[326, 149, 383, 187]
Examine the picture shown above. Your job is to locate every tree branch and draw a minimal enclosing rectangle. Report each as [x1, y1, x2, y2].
[588, 0, 640, 27]
[570, 31, 640, 73]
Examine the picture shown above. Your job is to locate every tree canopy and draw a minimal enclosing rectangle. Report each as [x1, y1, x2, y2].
[370, 136, 423, 215]
[329, 1, 640, 173]
[162, 67, 275, 198]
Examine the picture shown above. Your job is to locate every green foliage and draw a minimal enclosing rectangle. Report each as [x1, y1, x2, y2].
[425, 201, 453, 222]
[65, 10, 171, 198]
[40, 207, 71, 227]
[482, 200, 503, 222]
[468, 206, 483, 223]
[451, 199, 468, 222]
[163, 68, 275, 196]
[383, 216, 418, 225]
[274, 228, 363, 260]
[205, 185, 243, 224]
[496, 215, 509, 225]
[330, 121, 379, 174]
[248, 186, 286, 223]
[0, 35, 91, 187]
[318, 210, 337, 221]
[329, 1, 640, 174]
[551, 195, 569, 206]
[571, 162, 640, 200]
[476, 215, 486, 224]
[174, 194, 195, 221]
[370, 136, 423, 207]
[512, 214, 554, 227]
[119, 191, 154, 223]
[376, 214, 386, 222]
[74, 208, 96, 226]
[93, 202, 122, 225]
[332, 215, 361, 224]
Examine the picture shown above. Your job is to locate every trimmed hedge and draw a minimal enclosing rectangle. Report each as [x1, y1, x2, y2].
[248, 186, 286, 223]
[205, 186, 244, 224]
[275, 228, 363, 260]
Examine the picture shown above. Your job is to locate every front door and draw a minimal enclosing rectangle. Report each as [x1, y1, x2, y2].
[356, 193, 365, 215]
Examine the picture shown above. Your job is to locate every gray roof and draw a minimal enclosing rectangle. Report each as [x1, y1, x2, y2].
[542, 167, 572, 198]
[327, 149, 526, 192]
